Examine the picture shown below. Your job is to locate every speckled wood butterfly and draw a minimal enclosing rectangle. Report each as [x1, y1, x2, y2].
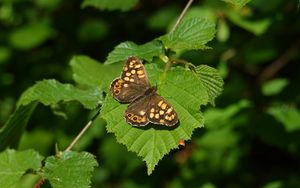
[110, 56, 178, 127]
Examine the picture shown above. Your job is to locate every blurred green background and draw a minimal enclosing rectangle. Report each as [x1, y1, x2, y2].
[0, 0, 300, 187]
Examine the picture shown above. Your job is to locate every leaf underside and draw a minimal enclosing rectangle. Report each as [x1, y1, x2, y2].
[195, 65, 224, 106]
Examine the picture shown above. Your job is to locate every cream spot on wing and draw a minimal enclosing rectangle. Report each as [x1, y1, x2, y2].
[150, 108, 155, 113]
[137, 70, 143, 75]
[124, 67, 128, 71]
[155, 114, 159, 119]
[124, 77, 130, 81]
[139, 110, 146, 116]
[165, 115, 169, 120]
[158, 100, 163, 107]
[150, 113, 154, 118]
[129, 78, 134, 82]
[159, 110, 164, 115]
[166, 108, 173, 114]
[125, 72, 131, 76]
[159, 119, 165, 124]
[124, 83, 128, 87]
[161, 103, 167, 110]
[138, 75, 145, 78]
[131, 70, 136, 74]
[141, 117, 146, 122]
[135, 64, 141, 68]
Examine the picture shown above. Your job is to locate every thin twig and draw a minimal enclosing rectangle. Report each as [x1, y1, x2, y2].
[258, 42, 299, 83]
[164, 0, 194, 73]
[170, 0, 194, 33]
[64, 110, 100, 152]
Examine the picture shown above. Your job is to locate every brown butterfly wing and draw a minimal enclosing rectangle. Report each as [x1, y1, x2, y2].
[147, 94, 178, 126]
[125, 90, 178, 127]
[110, 57, 151, 103]
[124, 94, 151, 126]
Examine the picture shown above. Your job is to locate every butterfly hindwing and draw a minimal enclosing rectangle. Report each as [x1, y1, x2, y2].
[125, 91, 178, 127]
[110, 57, 150, 103]
[147, 94, 178, 126]
[124, 95, 151, 126]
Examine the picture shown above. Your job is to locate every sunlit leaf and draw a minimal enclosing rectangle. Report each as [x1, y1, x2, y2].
[194, 65, 224, 106]
[204, 100, 251, 129]
[268, 105, 300, 132]
[217, 19, 230, 42]
[160, 17, 216, 52]
[0, 149, 43, 188]
[226, 11, 271, 35]
[105, 40, 164, 65]
[43, 151, 98, 188]
[101, 64, 210, 175]
[221, 0, 251, 9]
[262, 78, 289, 96]
[17, 79, 102, 109]
[70, 55, 123, 91]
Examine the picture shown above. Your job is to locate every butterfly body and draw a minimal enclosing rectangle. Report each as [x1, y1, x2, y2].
[110, 57, 178, 127]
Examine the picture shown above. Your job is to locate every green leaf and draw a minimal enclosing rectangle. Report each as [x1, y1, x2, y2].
[0, 103, 37, 151]
[105, 40, 164, 65]
[9, 22, 55, 50]
[268, 105, 300, 132]
[17, 79, 102, 109]
[221, 0, 251, 9]
[226, 11, 271, 35]
[261, 181, 282, 188]
[0, 149, 43, 188]
[77, 19, 108, 42]
[262, 78, 289, 96]
[43, 151, 98, 188]
[147, 6, 179, 30]
[160, 17, 216, 52]
[70, 55, 123, 91]
[194, 65, 224, 106]
[101, 64, 209, 175]
[0, 46, 11, 64]
[217, 19, 230, 42]
[81, 0, 138, 11]
[198, 127, 239, 149]
[204, 100, 251, 129]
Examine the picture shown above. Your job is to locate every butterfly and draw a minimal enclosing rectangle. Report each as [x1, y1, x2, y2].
[110, 56, 178, 127]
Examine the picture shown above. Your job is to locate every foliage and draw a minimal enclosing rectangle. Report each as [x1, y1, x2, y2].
[0, 0, 299, 187]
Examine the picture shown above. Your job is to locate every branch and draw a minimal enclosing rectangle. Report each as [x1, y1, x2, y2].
[64, 110, 100, 152]
[258, 42, 299, 83]
[164, 0, 194, 72]
[170, 0, 194, 33]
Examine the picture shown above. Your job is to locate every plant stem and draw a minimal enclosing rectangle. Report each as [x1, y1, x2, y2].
[64, 110, 100, 152]
[164, 0, 194, 72]
[170, 0, 194, 33]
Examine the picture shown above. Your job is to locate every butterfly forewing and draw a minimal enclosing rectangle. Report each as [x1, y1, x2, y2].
[110, 57, 151, 103]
